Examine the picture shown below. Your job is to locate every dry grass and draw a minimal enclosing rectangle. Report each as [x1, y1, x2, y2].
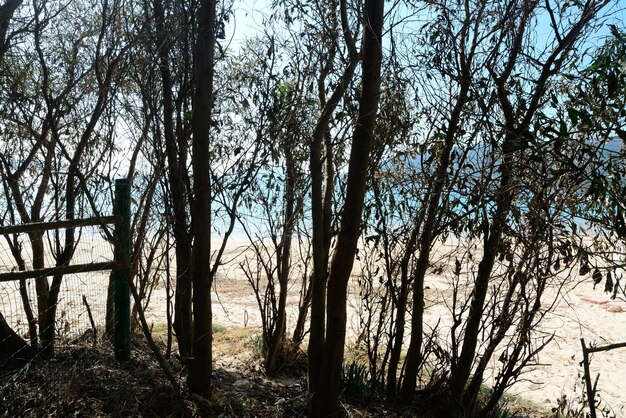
[0, 326, 550, 417]
[0, 334, 193, 417]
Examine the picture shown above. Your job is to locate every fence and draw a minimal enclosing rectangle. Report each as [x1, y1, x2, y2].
[0, 178, 131, 367]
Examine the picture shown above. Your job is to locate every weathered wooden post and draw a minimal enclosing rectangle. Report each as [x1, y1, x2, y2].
[113, 178, 131, 360]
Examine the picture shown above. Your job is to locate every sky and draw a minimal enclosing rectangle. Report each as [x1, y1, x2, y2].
[226, 0, 272, 49]
[221, 0, 626, 76]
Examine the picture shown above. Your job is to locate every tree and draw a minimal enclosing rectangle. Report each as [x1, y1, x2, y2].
[149, 0, 195, 360]
[558, 25, 626, 296]
[348, 0, 621, 414]
[300, 0, 361, 394]
[311, 0, 385, 415]
[448, 0, 613, 408]
[234, 35, 312, 373]
[0, 0, 22, 61]
[357, 68, 420, 392]
[186, 0, 217, 398]
[0, 0, 31, 366]
[0, 0, 131, 356]
[399, 0, 485, 396]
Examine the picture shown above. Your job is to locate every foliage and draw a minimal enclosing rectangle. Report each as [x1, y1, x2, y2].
[340, 360, 371, 399]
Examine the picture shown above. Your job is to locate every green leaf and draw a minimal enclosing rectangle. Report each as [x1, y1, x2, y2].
[502, 139, 527, 154]
[551, 94, 558, 107]
[616, 128, 626, 143]
[605, 271, 613, 293]
[609, 24, 624, 41]
[585, 61, 602, 73]
[559, 120, 568, 137]
[579, 263, 590, 276]
[579, 110, 593, 127]
[608, 71, 618, 98]
[567, 108, 579, 126]
[592, 268, 602, 286]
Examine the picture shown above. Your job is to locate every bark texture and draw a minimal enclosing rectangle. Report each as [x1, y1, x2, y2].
[311, 1, 384, 415]
[187, 0, 217, 398]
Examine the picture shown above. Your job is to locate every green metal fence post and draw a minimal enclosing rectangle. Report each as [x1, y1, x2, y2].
[113, 178, 131, 360]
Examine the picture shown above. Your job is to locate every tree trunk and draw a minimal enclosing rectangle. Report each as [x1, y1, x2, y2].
[42, 213, 75, 357]
[30, 231, 52, 354]
[5, 237, 38, 348]
[446, 0, 601, 398]
[266, 142, 296, 373]
[385, 223, 419, 397]
[19, 278, 37, 348]
[308, 104, 345, 395]
[0, 0, 22, 60]
[401, 77, 470, 397]
[449, 148, 514, 402]
[0, 311, 35, 369]
[152, 0, 193, 361]
[173, 238, 192, 359]
[307, 1, 358, 389]
[187, 0, 216, 398]
[307, 128, 331, 391]
[311, 1, 384, 415]
[292, 283, 312, 344]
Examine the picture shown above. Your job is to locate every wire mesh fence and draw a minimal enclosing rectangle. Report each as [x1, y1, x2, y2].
[0, 214, 126, 372]
[0, 273, 110, 341]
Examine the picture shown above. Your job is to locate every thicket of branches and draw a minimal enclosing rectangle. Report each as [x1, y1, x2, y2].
[1, 0, 625, 416]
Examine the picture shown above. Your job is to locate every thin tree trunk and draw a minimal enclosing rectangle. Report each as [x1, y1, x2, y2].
[311, 1, 384, 415]
[18, 278, 37, 348]
[447, 0, 603, 398]
[308, 129, 336, 392]
[307, 0, 358, 389]
[0, 0, 22, 60]
[153, 0, 193, 360]
[42, 187, 75, 357]
[266, 143, 296, 373]
[401, 77, 471, 397]
[5, 237, 38, 348]
[292, 283, 311, 344]
[385, 223, 418, 397]
[0, 310, 35, 369]
[30, 232, 50, 353]
[449, 149, 514, 402]
[187, 0, 216, 398]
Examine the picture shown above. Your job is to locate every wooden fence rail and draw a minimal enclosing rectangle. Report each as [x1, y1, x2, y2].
[0, 261, 123, 283]
[0, 215, 119, 235]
